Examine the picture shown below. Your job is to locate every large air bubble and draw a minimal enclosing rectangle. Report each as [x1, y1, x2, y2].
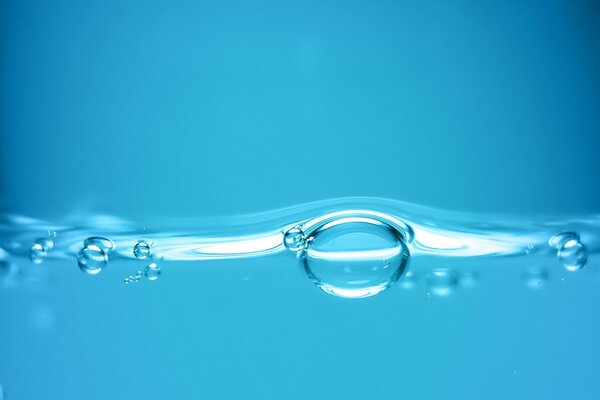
[300, 215, 410, 298]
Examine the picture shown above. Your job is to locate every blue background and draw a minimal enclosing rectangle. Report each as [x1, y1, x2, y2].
[1, 1, 599, 399]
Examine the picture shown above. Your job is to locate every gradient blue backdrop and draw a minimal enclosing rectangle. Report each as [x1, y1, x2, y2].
[1, 1, 599, 399]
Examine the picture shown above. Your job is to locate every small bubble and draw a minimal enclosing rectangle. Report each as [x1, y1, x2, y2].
[30, 237, 54, 264]
[548, 232, 579, 249]
[77, 245, 108, 275]
[84, 237, 115, 253]
[124, 277, 130, 285]
[144, 262, 161, 281]
[426, 269, 457, 297]
[30, 243, 46, 265]
[513, 371, 517, 376]
[283, 226, 307, 252]
[558, 239, 587, 272]
[133, 241, 151, 259]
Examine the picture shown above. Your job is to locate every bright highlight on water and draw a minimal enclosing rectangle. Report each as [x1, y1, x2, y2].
[0, 198, 596, 298]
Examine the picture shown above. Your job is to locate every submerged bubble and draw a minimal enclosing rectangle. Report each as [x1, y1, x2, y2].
[77, 245, 108, 275]
[558, 239, 587, 272]
[548, 232, 579, 249]
[124, 269, 147, 285]
[83, 237, 115, 253]
[30, 243, 46, 265]
[426, 269, 457, 297]
[283, 226, 307, 252]
[144, 262, 161, 281]
[30, 237, 55, 265]
[301, 216, 409, 298]
[133, 241, 151, 259]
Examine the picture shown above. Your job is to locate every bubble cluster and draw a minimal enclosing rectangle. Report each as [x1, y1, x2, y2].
[124, 270, 143, 285]
[124, 263, 161, 284]
[133, 241, 151, 259]
[77, 244, 108, 275]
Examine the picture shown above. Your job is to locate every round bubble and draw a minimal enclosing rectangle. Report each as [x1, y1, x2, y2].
[133, 241, 151, 259]
[144, 262, 161, 281]
[558, 239, 587, 272]
[77, 245, 108, 275]
[283, 227, 307, 252]
[301, 216, 410, 298]
[30, 243, 46, 265]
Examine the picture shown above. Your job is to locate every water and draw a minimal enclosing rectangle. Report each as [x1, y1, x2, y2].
[2, 198, 598, 400]
[2, 1, 600, 399]
[1, 198, 597, 298]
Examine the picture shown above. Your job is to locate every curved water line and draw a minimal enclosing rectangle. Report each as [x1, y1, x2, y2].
[0, 197, 597, 262]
